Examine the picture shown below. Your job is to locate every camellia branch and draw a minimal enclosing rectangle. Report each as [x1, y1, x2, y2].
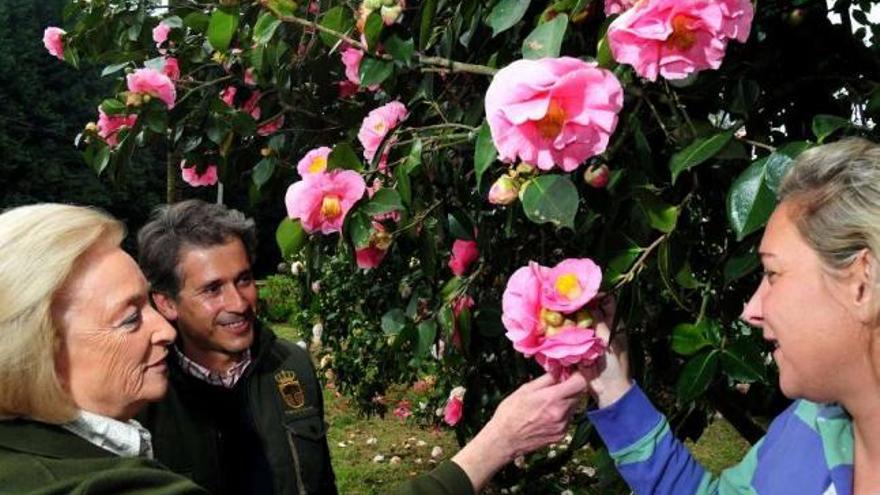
[263, 6, 498, 76]
[613, 234, 668, 290]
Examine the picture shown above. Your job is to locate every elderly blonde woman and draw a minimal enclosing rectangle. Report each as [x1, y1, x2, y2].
[0, 204, 206, 494]
[0, 203, 589, 495]
[583, 138, 880, 494]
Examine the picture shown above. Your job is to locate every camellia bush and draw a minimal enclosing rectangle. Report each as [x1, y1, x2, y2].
[48, 0, 880, 490]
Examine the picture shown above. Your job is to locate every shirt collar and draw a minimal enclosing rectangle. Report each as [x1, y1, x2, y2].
[174, 345, 252, 388]
[61, 410, 153, 459]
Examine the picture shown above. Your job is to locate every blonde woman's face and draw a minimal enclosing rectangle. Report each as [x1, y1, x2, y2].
[54, 243, 176, 420]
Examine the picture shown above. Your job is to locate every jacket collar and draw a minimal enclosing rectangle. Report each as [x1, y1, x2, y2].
[0, 419, 115, 459]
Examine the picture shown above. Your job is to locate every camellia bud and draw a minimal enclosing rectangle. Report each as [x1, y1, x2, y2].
[290, 261, 304, 276]
[575, 309, 594, 328]
[260, 147, 273, 157]
[540, 308, 564, 327]
[583, 163, 610, 188]
[544, 325, 564, 338]
[515, 162, 536, 175]
[362, 0, 382, 10]
[142, 94, 152, 103]
[488, 175, 519, 205]
[84, 122, 99, 133]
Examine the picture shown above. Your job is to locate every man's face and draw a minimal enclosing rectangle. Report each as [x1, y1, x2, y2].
[156, 238, 257, 369]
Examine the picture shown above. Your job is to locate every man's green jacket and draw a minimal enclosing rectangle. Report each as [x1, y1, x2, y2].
[139, 324, 337, 495]
[0, 419, 206, 494]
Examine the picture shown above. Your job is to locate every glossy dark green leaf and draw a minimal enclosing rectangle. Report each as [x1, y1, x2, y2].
[101, 62, 130, 77]
[100, 98, 127, 115]
[416, 320, 438, 357]
[253, 12, 282, 45]
[487, 0, 530, 37]
[184, 12, 211, 33]
[319, 6, 352, 47]
[348, 212, 372, 248]
[727, 156, 777, 241]
[812, 114, 852, 144]
[405, 138, 423, 174]
[275, 217, 307, 259]
[671, 320, 716, 356]
[721, 340, 767, 383]
[522, 14, 568, 59]
[381, 308, 407, 336]
[362, 188, 403, 216]
[327, 142, 363, 171]
[636, 192, 679, 233]
[670, 131, 734, 184]
[385, 35, 414, 64]
[447, 210, 475, 240]
[723, 248, 760, 285]
[474, 120, 496, 190]
[520, 175, 579, 229]
[207, 7, 239, 52]
[676, 350, 719, 402]
[419, 0, 438, 50]
[395, 159, 412, 206]
[359, 57, 393, 87]
[363, 11, 383, 53]
[252, 158, 275, 187]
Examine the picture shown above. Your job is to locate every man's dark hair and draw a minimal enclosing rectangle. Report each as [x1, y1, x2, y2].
[137, 199, 257, 297]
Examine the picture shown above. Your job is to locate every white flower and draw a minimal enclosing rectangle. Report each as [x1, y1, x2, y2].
[296, 340, 308, 350]
[513, 455, 526, 469]
[372, 454, 385, 463]
[366, 437, 378, 445]
[548, 449, 557, 459]
[430, 446, 443, 459]
[312, 322, 324, 340]
[390, 456, 402, 465]
[290, 261, 304, 276]
[337, 441, 347, 448]
[416, 440, 427, 447]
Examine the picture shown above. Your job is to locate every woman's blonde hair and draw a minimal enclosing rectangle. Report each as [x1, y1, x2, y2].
[779, 137, 880, 313]
[0, 203, 124, 423]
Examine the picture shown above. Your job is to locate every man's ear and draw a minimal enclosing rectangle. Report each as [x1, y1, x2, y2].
[151, 291, 179, 322]
[849, 249, 877, 323]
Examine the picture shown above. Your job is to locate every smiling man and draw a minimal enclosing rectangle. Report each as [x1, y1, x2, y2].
[135, 199, 336, 495]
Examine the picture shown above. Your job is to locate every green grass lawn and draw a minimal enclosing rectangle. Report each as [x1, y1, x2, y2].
[271, 323, 751, 494]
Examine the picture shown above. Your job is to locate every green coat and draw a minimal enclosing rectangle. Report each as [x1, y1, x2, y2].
[0, 419, 206, 494]
[385, 461, 475, 495]
[139, 324, 336, 495]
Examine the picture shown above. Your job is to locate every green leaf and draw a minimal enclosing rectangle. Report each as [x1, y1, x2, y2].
[275, 217, 307, 258]
[721, 341, 767, 383]
[161, 15, 184, 29]
[90, 144, 111, 175]
[207, 7, 239, 52]
[670, 131, 734, 184]
[605, 243, 642, 285]
[319, 6, 352, 47]
[416, 320, 438, 358]
[252, 158, 276, 188]
[596, 33, 615, 69]
[763, 142, 811, 193]
[457, 305, 472, 353]
[671, 320, 716, 356]
[100, 98, 127, 115]
[404, 138, 423, 174]
[395, 159, 412, 206]
[487, 0, 531, 37]
[253, 12, 282, 45]
[447, 210, 475, 240]
[359, 57, 394, 87]
[812, 114, 852, 144]
[101, 62, 130, 77]
[522, 14, 568, 59]
[439, 277, 464, 301]
[266, 0, 297, 17]
[474, 120, 496, 190]
[363, 11, 383, 52]
[419, 0, 438, 51]
[144, 109, 168, 134]
[723, 248, 760, 285]
[362, 188, 403, 216]
[381, 308, 407, 336]
[184, 12, 211, 33]
[636, 192, 679, 233]
[348, 212, 372, 248]
[327, 143, 363, 171]
[385, 35, 414, 64]
[520, 175, 579, 229]
[676, 350, 719, 402]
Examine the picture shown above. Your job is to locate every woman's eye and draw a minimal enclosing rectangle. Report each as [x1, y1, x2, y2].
[120, 311, 142, 328]
[762, 270, 778, 281]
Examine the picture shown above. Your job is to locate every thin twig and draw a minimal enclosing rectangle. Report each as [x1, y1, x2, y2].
[613, 234, 668, 290]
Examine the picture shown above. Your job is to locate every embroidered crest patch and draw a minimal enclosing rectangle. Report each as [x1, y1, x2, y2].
[275, 370, 306, 410]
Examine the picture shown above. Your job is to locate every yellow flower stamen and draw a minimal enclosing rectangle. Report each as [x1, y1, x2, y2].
[667, 14, 697, 51]
[535, 100, 566, 140]
[555, 273, 582, 300]
[321, 195, 343, 219]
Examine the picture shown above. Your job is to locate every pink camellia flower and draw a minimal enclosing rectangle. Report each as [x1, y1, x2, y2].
[358, 101, 408, 166]
[393, 399, 412, 420]
[244, 68, 256, 87]
[448, 239, 478, 277]
[605, 0, 636, 16]
[43, 27, 65, 60]
[285, 169, 367, 234]
[539, 258, 602, 313]
[341, 47, 364, 85]
[366, 179, 401, 223]
[355, 222, 391, 269]
[607, 0, 754, 81]
[297, 147, 332, 176]
[127, 68, 176, 109]
[443, 386, 466, 427]
[97, 109, 137, 148]
[220, 86, 236, 107]
[338, 81, 359, 98]
[243, 91, 262, 120]
[502, 259, 606, 378]
[152, 23, 171, 47]
[488, 175, 519, 205]
[484, 57, 623, 172]
[257, 115, 285, 136]
[180, 161, 219, 187]
[163, 57, 180, 80]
